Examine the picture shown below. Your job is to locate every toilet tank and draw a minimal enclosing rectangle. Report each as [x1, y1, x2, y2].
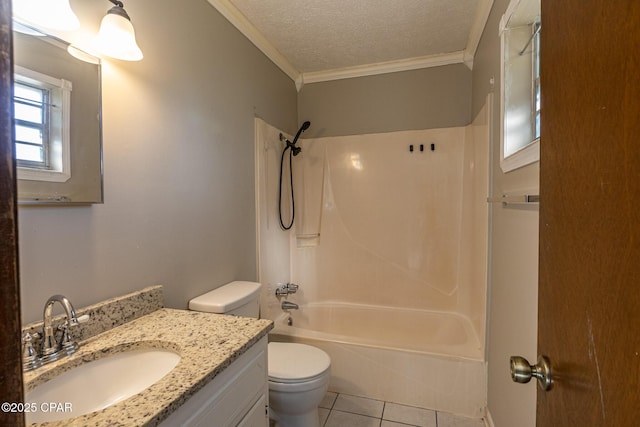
[188, 281, 261, 318]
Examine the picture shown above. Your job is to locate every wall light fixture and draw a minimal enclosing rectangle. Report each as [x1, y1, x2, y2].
[93, 0, 143, 61]
[13, 0, 144, 62]
[13, 0, 80, 31]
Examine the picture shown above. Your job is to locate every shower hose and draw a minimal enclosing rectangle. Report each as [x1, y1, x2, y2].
[278, 144, 295, 230]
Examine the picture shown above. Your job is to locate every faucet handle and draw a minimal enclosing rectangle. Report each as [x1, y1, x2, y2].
[75, 314, 91, 325]
[57, 314, 90, 351]
[22, 332, 41, 370]
[56, 314, 90, 333]
[286, 283, 299, 292]
[275, 283, 300, 296]
[57, 314, 90, 330]
[275, 283, 289, 296]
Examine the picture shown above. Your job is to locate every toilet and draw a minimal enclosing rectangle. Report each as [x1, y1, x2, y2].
[189, 281, 331, 427]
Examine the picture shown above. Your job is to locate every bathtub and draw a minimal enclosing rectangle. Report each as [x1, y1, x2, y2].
[269, 302, 487, 418]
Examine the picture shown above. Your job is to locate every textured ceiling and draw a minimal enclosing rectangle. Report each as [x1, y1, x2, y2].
[211, 0, 489, 84]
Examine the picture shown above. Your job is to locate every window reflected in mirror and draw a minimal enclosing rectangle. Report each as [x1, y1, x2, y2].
[13, 29, 103, 204]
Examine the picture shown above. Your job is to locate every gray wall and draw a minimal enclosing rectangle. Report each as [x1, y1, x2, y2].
[298, 64, 472, 138]
[18, 0, 297, 322]
[471, 0, 540, 426]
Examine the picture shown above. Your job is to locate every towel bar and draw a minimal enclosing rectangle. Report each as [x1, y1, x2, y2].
[487, 194, 539, 205]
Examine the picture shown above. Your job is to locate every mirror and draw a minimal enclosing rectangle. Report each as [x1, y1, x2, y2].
[13, 27, 103, 204]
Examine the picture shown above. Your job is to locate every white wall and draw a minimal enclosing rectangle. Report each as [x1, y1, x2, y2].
[471, 0, 540, 425]
[18, 0, 297, 323]
[486, 171, 539, 427]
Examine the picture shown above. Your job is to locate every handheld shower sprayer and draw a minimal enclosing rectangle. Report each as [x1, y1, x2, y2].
[279, 121, 311, 230]
[282, 120, 310, 156]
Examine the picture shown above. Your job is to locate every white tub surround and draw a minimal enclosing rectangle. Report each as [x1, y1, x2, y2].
[271, 309, 486, 418]
[255, 99, 490, 418]
[255, 114, 489, 338]
[274, 304, 482, 360]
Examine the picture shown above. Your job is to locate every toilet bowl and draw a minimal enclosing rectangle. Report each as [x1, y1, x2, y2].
[268, 342, 331, 427]
[188, 281, 331, 427]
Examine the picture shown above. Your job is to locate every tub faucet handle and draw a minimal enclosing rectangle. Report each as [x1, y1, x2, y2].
[275, 282, 299, 296]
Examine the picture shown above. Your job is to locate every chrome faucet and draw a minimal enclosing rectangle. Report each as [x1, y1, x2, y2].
[41, 295, 80, 361]
[23, 294, 88, 371]
[275, 283, 299, 296]
[281, 301, 299, 310]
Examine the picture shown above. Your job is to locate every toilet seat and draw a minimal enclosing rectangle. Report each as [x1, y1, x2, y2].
[268, 342, 331, 384]
[268, 374, 329, 395]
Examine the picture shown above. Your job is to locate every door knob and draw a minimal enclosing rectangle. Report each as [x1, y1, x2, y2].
[510, 355, 552, 391]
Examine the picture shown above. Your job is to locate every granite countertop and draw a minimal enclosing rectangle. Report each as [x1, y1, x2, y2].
[23, 308, 273, 427]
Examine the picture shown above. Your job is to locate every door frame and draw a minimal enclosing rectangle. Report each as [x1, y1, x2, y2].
[0, 0, 25, 425]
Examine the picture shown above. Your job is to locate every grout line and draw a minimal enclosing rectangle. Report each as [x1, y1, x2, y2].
[321, 392, 485, 427]
[330, 392, 337, 410]
[326, 392, 451, 427]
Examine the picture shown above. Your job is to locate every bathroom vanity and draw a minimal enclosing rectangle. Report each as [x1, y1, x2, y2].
[159, 335, 268, 427]
[22, 287, 273, 427]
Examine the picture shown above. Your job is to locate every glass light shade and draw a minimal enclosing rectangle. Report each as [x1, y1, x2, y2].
[13, 0, 80, 31]
[93, 9, 143, 61]
[67, 45, 101, 65]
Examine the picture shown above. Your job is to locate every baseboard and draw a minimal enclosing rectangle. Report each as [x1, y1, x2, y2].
[484, 408, 495, 427]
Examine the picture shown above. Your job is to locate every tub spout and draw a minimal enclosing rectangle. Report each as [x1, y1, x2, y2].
[281, 301, 299, 310]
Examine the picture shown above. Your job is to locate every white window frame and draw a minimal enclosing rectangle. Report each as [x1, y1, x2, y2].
[499, 0, 541, 173]
[14, 65, 72, 182]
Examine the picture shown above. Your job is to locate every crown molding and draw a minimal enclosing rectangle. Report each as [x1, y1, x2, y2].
[206, 0, 300, 81]
[207, 0, 493, 88]
[464, 0, 495, 70]
[298, 52, 466, 87]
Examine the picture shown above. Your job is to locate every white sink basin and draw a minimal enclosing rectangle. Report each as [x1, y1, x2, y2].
[26, 348, 181, 423]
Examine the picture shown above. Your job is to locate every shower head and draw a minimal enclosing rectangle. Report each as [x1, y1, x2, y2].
[287, 121, 311, 156]
[291, 121, 311, 145]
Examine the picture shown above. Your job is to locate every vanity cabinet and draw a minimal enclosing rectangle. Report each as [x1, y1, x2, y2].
[160, 336, 268, 427]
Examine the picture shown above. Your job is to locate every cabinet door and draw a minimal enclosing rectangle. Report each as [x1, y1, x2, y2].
[159, 337, 267, 427]
[237, 395, 268, 427]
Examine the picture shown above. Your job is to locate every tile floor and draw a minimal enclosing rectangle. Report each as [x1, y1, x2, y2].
[317, 392, 485, 427]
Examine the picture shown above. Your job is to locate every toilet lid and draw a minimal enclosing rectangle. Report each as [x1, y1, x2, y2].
[268, 342, 331, 383]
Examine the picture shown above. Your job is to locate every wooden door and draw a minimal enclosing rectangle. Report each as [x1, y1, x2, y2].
[0, 0, 26, 426]
[538, 0, 640, 425]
